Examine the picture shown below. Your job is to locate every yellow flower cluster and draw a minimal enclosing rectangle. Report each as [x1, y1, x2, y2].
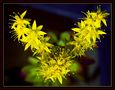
[9, 7, 109, 85]
[10, 11, 53, 54]
[37, 47, 73, 84]
[69, 6, 109, 56]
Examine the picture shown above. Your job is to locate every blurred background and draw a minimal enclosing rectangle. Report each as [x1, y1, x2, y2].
[4, 3, 111, 86]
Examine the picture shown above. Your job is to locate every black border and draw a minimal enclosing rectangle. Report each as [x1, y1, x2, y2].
[1, 0, 115, 90]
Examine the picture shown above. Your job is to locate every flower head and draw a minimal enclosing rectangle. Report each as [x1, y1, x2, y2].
[9, 11, 53, 55]
[69, 6, 109, 56]
[9, 10, 30, 40]
[21, 20, 53, 54]
[37, 47, 73, 84]
[83, 6, 109, 28]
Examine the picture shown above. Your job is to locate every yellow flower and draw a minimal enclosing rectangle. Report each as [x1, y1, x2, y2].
[10, 27, 30, 41]
[21, 20, 53, 54]
[70, 6, 108, 56]
[38, 47, 73, 84]
[84, 6, 109, 28]
[70, 25, 106, 56]
[9, 10, 30, 40]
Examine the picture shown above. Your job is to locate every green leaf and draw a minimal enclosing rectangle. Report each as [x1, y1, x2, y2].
[25, 72, 37, 82]
[22, 65, 34, 74]
[57, 40, 65, 46]
[33, 74, 43, 83]
[24, 66, 42, 83]
[48, 32, 58, 43]
[70, 63, 80, 72]
[28, 57, 39, 65]
[60, 32, 70, 41]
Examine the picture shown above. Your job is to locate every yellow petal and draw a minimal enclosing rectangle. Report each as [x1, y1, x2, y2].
[90, 12, 97, 19]
[50, 77, 55, 82]
[72, 28, 80, 32]
[32, 20, 37, 30]
[85, 34, 91, 44]
[97, 30, 106, 35]
[81, 21, 85, 28]
[46, 43, 53, 47]
[68, 41, 76, 45]
[58, 75, 62, 84]
[73, 36, 78, 41]
[102, 19, 107, 26]
[96, 34, 101, 40]
[20, 10, 27, 19]
[24, 43, 30, 51]
[45, 36, 50, 41]
[23, 19, 30, 25]
[37, 25, 43, 30]
[44, 47, 50, 53]
[94, 20, 101, 28]
[37, 31, 46, 35]
[92, 34, 96, 44]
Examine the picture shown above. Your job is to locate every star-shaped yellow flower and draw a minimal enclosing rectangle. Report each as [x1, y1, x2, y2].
[38, 48, 73, 84]
[69, 6, 108, 56]
[10, 10, 30, 40]
[21, 20, 53, 54]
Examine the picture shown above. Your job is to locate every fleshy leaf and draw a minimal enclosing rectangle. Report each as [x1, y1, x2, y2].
[48, 32, 58, 43]
[60, 32, 70, 41]
[22, 65, 34, 74]
[70, 63, 80, 72]
[28, 57, 39, 65]
[57, 40, 65, 46]
[50, 77, 55, 82]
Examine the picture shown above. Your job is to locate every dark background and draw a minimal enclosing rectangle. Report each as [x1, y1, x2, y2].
[3, 4, 111, 86]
